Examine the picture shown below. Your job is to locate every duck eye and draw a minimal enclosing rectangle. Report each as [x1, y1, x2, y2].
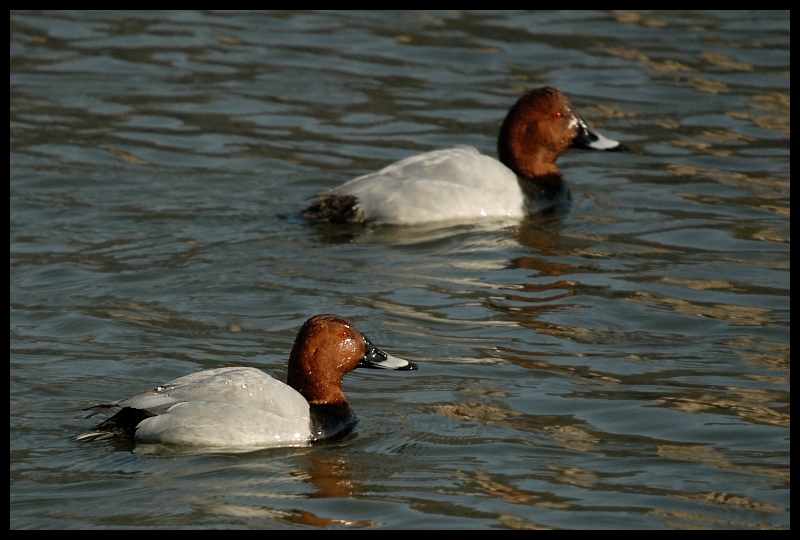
[339, 331, 349, 339]
[553, 112, 563, 119]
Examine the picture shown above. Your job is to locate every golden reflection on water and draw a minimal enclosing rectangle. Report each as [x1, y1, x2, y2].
[455, 469, 571, 510]
[701, 52, 754, 72]
[660, 277, 738, 291]
[669, 138, 733, 157]
[544, 425, 600, 454]
[686, 77, 730, 94]
[604, 46, 693, 72]
[496, 513, 550, 530]
[107, 148, 150, 166]
[612, 10, 668, 28]
[657, 444, 789, 482]
[436, 402, 522, 424]
[728, 92, 791, 134]
[656, 392, 788, 428]
[647, 507, 773, 530]
[632, 291, 773, 326]
[681, 491, 785, 513]
[727, 336, 789, 372]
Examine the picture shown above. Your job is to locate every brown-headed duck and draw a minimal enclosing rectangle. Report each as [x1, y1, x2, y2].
[303, 86, 626, 225]
[76, 314, 417, 449]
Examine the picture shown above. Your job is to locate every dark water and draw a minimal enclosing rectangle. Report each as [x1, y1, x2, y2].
[10, 11, 789, 529]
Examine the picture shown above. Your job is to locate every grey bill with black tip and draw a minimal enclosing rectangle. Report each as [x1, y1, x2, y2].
[359, 336, 418, 370]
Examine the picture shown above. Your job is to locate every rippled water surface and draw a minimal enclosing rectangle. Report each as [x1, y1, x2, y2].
[10, 11, 789, 529]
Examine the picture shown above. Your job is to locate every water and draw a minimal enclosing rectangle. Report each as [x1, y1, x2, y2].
[10, 11, 789, 529]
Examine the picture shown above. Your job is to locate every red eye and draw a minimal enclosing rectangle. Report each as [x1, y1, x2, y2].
[553, 112, 563, 119]
[340, 331, 349, 339]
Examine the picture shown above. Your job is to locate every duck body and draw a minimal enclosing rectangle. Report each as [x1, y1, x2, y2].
[303, 87, 626, 225]
[77, 315, 417, 450]
[102, 367, 316, 447]
[321, 146, 528, 224]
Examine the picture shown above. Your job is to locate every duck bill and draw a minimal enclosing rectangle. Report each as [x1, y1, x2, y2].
[571, 113, 627, 151]
[359, 336, 418, 371]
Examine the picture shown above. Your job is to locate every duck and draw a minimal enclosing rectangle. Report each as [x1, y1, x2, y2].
[302, 86, 626, 225]
[76, 314, 417, 449]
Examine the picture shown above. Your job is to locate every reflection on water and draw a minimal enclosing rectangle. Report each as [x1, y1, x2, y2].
[11, 10, 788, 529]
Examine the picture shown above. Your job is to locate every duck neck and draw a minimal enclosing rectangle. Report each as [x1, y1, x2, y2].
[308, 402, 358, 443]
[288, 367, 348, 406]
[499, 135, 570, 207]
[517, 172, 571, 208]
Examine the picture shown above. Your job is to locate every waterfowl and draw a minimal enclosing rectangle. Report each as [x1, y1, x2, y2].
[77, 314, 417, 449]
[303, 86, 626, 225]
